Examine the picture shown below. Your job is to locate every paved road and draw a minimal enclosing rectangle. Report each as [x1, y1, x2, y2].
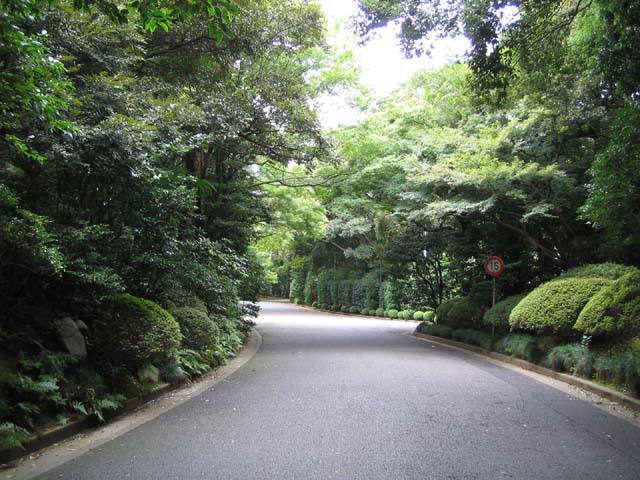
[33, 301, 640, 479]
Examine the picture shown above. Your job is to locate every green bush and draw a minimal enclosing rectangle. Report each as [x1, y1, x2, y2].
[406, 310, 415, 320]
[360, 308, 369, 315]
[331, 304, 339, 311]
[451, 329, 494, 350]
[349, 306, 359, 314]
[544, 344, 595, 378]
[495, 334, 540, 363]
[436, 296, 482, 329]
[574, 272, 640, 339]
[303, 270, 316, 305]
[170, 307, 219, 352]
[289, 266, 307, 302]
[423, 311, 435, 322]
[594, 352, 640, 396]
[397, 310, 405, 319]
[364, 273, 381, 310]
[311, 301, 318, 308]
[509, 278, 611, 336]
[413, 311, 424, 321]
[559, 263, 638, 280]
[352, 279, 366, 310]
[388, 309, 399, 318]
[376, 308, 384, 316]
[93, 295, 182, 368]
[341, 305, 349, 313]
[483, 294, 527, 333]
[338, 280, 353, 308]
[418, 323, 453, 339]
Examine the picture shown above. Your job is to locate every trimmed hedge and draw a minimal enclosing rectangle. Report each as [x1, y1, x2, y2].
[436, 296, 482, 329]
[451, 329, 494, 350]
[423, 311, 435, 322]
[349, 306, 359, 314]
[170, 307, 219, 352]
[483, 293, 527, 333]
[413, 311, 424, 321]
[388, 309, 399, 318]
[509, 278, 611, 336]
[574, 271, 640, 339]
[94, 295, 182, 367]
[376, 308, 384, 316]
[559, 263, 638, 280]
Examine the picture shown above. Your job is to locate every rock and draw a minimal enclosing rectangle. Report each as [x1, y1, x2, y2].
[54, 317, 87, 360]
[137, 364, 160, 384]
[75, 319, 89, 332]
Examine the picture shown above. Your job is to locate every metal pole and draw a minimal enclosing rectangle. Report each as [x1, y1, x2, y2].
[491, 277, 496, 337]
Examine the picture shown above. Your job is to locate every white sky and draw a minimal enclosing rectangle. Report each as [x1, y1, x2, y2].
[318, 0, 470, 128]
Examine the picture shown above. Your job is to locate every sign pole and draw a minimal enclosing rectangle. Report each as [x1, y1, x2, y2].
[484, 255, 505, 338]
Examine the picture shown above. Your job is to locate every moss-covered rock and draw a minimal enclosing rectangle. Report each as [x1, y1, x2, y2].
[509, 278, 611, 336]
[93, 295, 182, 368]
[170, 307, 219, 352]
[574, 271, 640, 339]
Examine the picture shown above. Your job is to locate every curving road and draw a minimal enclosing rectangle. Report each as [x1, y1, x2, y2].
[29, 301, 640, 479]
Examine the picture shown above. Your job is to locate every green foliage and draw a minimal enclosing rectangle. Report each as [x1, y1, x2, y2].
[93, 295, 182, 368]
[0, 422, 30, 451]
[495, 334, 540, 363]
[303, 271, 316, 305]
[594, 352, 640, 397]
[288, 265, 307, 302]
[559, 264, 638, 280]
[170, 307, 219, 352]
[544, 344, 595, 378]
[483, 294, 527, 333]
[375, 308, 384, 317]
[413, 311, 424, 321]
[451, 329, 494, 350]
[418, 323, 453, 339]
[388, 309, 399, 318]
[509, 279, 611, 336]
[436, 297, 482, 329]
[574, 272, 640, 339]
[423, 311, 435, 322]
[338, 280, 353, 308]
[349, 306, 359, 314]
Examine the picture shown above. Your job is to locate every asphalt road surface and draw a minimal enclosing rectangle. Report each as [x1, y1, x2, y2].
[32, 301, 640, 479]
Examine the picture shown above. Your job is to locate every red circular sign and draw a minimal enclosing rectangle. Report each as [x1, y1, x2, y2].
[484, 256, 505, 277]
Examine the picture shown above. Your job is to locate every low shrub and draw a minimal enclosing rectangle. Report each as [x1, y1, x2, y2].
[544, 343, 595, 378]
[406, 310, 415, 320]
[331, 304, 339, 311]
[451, 329, 494, 350]
[509, 278, 611, 336]
[349, 306, 359, 314]
[376, 308, 384, 316]
[423, 311, 435, 322]
[594, 351, 640, 396]
[93, 295, 182, 368]
[383, 309, 390, 317]
[559, 263, 638, 280]
[574, 272, 640, 339]
[170, 307, 219, 352]
[397, 311, 405, 319]
[311, 301, 318, 308]
[495, 334, 540, 363]
[388, 309, 399, 318]
[418, 323, 453, 339]
[436, 297, 482, 329]
[341, 305, 349, 313]
[413, 311, 424, 321]
[483, 294, 527, 333]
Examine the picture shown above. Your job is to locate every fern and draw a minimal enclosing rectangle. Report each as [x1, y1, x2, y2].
[0, 423, 30, 451]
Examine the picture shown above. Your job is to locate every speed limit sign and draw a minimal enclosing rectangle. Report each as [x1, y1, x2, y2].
[484, 256, 505, 277]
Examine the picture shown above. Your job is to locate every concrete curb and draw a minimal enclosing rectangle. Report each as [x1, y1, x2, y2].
[413, 331, 640, 414]
[1, 328, 262, 472]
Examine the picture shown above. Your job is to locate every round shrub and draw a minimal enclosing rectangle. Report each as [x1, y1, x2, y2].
[437, 297, 481, 329]
[406, 310, 415, 320]
[397, 311, 405, 319]
[388, 309, 399, 318]
[341, 305, 349, 313]
[349, 306, 359, 314]
[574, 271, 640, 339]
[376, 308, 384, 316]
[509, 278, 611, 336]
[413, 311, 424, 321]
[483, 293, 527, 333]
[383, 309, 390, 317]
[93, 295, 181, 368]
[331, 304, 339, 311]
[423, 311, 435, 322]
[170, 307, 219, 352]
[360, 308, 369, 315]
[559, 263, 638, 280]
